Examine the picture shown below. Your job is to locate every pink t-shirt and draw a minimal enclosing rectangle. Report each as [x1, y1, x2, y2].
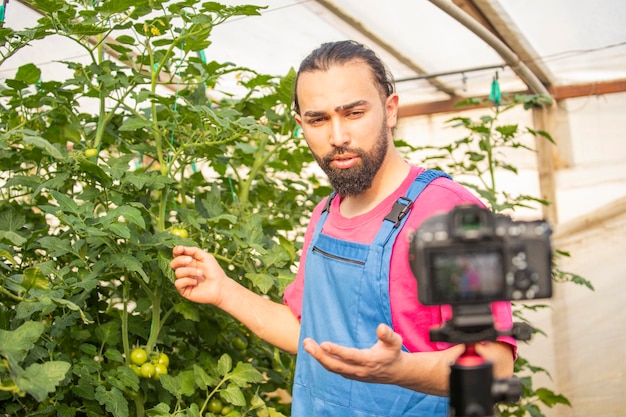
[284, 164, 516, 354]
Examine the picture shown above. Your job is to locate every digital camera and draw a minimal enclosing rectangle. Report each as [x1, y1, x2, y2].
[409, 204, 552, 306]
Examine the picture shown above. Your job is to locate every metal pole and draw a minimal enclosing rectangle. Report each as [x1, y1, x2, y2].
[428, 0, 552, 99]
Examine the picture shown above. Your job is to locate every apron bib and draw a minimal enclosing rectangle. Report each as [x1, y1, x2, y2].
[292, 170, 451, 417]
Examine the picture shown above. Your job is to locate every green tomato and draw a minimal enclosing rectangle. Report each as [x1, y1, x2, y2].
[130, 348, 148, 366]
[207, 398, 223, 414]
[221, 405, 234, 415]
[140, 362, 155, 379]
[85, 148, 99, 158]
[170, 227, 188, 239]
[153, 363, 168, 380]
[232, 336, 248, 351]
[156, 352, 170, 367]
[129, 364, 141, 377]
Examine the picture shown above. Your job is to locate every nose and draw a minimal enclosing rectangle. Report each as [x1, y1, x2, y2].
[329, 118, 350, 148]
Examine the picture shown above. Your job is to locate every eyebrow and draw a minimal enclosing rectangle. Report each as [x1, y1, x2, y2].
[302, 100, 370, 118]
[335, 100, 369, 112]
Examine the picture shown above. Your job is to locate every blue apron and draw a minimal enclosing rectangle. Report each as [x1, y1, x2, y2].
[292, 170, 451, 417]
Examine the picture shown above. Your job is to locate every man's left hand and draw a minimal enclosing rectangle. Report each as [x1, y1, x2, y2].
[302, 323, 404, 384]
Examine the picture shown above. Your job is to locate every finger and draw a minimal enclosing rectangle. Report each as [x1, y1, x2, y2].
[181, 246, 207, 262]
[172, 246, 202, 259]
[303, 338, 343, 361]
[318, 341, 359, 359]
[316, 342, 373, 371]
[376, 324, 402, 349]
[170, 255, 194, 269]
[173, 266, 202, 279]
[173, 277, 199, 291]
[172, 245, 195, 256]
[304, 339, 352, 370]
[302, 338, 319, 355]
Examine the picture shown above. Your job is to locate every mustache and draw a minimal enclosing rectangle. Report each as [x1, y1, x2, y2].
[322, 146, 362, 162]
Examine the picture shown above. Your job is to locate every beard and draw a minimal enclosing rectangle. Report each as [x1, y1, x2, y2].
[312, 124, 389, 197]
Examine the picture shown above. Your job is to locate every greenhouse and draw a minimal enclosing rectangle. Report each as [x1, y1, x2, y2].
[1, 1, 625, 416]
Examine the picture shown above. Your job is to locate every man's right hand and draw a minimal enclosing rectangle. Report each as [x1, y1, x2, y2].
[170, 246, 228, 306]
[170, 245, 301, 354]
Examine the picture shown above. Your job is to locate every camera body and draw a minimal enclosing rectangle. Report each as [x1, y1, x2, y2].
[409, 204, 552, 306]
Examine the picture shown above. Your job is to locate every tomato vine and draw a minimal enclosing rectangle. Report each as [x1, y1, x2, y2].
[0, 1, 323, 416]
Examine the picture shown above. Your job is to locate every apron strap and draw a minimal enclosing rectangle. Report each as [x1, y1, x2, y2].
[315, 169, 452, 245]
[384, 169, 452, 227]
[322, 192, 337, 214]
[378, 169, 452, 246]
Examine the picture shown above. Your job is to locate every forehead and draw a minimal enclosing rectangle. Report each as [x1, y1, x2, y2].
[296, 61, 382, 111]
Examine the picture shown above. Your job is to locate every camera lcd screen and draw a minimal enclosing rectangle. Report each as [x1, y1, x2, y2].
[428, 249, 505, 304]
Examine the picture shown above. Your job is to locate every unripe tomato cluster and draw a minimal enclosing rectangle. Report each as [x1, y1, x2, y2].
[129, 348, 169, 380]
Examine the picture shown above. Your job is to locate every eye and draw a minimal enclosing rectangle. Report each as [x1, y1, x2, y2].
[346, 110, 364, 118]
[307, 116, 326, 126]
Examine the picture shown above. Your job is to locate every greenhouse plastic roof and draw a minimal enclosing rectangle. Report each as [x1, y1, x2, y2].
[6, 0, 626, 116]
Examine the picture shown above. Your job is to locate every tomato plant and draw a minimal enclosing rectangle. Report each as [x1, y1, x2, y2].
[0, 0, 326, 416]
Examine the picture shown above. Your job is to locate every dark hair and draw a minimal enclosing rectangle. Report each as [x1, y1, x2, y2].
[293, 40, 396, 115]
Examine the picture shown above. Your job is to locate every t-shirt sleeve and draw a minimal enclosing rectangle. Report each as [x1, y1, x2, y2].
[491, 301, 518, 357]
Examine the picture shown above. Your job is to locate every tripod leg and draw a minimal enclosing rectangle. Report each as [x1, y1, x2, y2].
[449, 344, 495, 417]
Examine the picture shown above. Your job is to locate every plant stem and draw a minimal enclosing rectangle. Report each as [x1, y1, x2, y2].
[134, 394, 145, 417]
[95, 32, 105, 151]
[121, 280, 131, 364]
[0, 285, 23, 302]
[145, 274, 163, 354]
[146, 37, 166, 176]
[486, 111, 498, 200]
[238, 134, 284, 206]
[158, 187, 169, 232]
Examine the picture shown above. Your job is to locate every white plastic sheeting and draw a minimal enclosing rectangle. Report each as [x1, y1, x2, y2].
[3, 1, 626, 416]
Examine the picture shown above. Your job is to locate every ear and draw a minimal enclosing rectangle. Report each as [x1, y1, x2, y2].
[295, 113, 303, 128]
[385, 93, 399, 129]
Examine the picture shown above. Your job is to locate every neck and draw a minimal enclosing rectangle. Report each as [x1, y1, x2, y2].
[339, 151, 410, 218]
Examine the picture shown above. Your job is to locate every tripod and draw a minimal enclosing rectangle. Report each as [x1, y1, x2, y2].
[431, 304, 531, 417]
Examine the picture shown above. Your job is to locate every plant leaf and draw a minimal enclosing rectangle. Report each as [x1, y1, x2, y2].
[23, 134, 65, 160]
[15, 63, 42, 85]
[18, 361, 71, 402]
[217, 353, 232, 376]
[0, 321, 44, 363]
[227, 362, 264, 387]
[220, 384, 245, 406]
[94, 385, 129, 417]
[159, 370, 196, 399]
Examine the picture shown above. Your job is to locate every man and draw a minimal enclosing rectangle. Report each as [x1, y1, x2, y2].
[171, 40, 515, 416]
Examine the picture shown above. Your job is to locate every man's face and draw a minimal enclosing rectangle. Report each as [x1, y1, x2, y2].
[295, 61, 398, 197]
[313, 123, 389, 198]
